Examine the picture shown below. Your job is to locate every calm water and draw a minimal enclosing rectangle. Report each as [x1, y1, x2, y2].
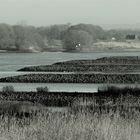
[0, 52, 140, 71]
[0, 52, 139, 92]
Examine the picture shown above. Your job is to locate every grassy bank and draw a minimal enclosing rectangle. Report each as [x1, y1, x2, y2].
[18, 56, 140, 72]
[18, 64, 140, 72]
[1, 73, 140, 83]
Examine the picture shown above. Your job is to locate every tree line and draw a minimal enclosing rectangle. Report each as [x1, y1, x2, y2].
[0, 23, 140, 52]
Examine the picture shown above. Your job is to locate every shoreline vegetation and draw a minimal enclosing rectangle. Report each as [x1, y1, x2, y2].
[18, 56, 140, 73]
[1, 73, 140, 83]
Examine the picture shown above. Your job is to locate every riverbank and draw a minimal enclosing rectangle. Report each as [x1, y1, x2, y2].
[18, 56, 140, 73]
[18, 64, 140, 73]
[1, 73, 140, 83]
[54, 56, 140, 65]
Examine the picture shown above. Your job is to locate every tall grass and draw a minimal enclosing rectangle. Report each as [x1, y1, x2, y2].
[0, 110, 140, 140]
[0, 86, 140, 139]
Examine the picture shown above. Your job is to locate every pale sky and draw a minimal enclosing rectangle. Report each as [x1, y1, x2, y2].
[0, 0, 140, 26]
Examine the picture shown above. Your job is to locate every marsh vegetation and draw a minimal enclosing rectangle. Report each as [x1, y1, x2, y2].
[0, 86, 140, 139]
[1, 109, 140, 140]
[1, 73, 140, 83]
[18, 56, 140, 72]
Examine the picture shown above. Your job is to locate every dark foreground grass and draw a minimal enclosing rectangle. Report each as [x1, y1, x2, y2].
[0, 86, 140, 139]
[1, 107, 140, 140]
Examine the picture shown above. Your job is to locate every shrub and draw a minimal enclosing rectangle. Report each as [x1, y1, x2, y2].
[36, 86, 49, 93]
[2, 85, 15, 93]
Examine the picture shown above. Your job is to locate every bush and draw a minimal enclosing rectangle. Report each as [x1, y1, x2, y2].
[2, 85, 15, 93]
[36, 86, 49, 93]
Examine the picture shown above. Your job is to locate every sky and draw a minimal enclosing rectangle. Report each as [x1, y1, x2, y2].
[0, 0, 140, 26]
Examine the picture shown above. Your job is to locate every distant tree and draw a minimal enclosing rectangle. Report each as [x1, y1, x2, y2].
[0, 24, 15, 50]
[13, 25, 45, 51]
[13, 25, 29, 51]
[106, 30, 125, 40]
[63, 30, 93, 51]
[37, 24, 70, 50]
[39, 24, 70, 41]
[68, 24, 105, 41]
[27, 26, 45, 50]
[37, 27, 49, 49]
